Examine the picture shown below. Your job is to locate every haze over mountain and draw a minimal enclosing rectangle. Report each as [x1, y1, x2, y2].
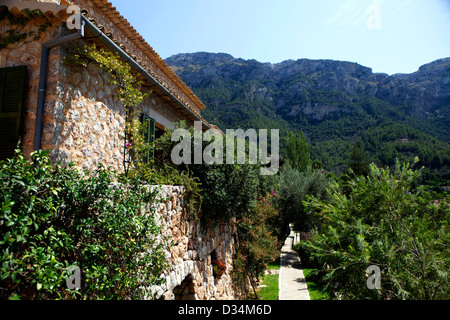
[166, 52, 450, 187]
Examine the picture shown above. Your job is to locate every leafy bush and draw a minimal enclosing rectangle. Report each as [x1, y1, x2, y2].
[285, 131, 311, 173]
[302, 162, 449, 300]
[0, 149, 168, 300]
[190, 162, 260, 223]
[153, 121, 263, 223]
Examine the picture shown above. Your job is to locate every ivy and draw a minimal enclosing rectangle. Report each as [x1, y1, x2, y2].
[0, 30, 27, 49]
[0, 6, 52, 49]
[65, 44, 149, 111]
[65, 44, 153, 177]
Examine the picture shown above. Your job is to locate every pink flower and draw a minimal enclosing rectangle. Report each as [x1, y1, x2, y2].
[126, 143, 131, 148]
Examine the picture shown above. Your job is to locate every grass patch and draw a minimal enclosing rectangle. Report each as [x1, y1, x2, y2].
[303, 269, 330, 300]
[248, 258, 280, 300]
[255, 274, 279, 300]
[256, 257, 280, 300]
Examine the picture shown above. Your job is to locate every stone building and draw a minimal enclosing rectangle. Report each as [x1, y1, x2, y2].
[1, 0, 238, 300]
[0, 0, 220, 171]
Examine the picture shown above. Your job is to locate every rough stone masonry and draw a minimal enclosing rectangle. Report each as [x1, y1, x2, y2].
[147, 186, 238, 300]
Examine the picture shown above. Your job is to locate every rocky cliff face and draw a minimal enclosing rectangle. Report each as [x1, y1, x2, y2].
[167, 53, 450, 120]
[376, 58, 450, 115]
[167, 53, 450, 180]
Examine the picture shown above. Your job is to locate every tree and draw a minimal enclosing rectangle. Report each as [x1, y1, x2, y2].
[285, 131, 311, 173]
[347, 141, 369, 177]
[302, 162, 450, 300]
[275, 163, 330, 235]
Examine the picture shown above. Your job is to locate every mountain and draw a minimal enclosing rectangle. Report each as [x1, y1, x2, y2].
[166, 52, 450, 187]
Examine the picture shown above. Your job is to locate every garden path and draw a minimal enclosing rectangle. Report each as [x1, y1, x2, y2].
[278, 226, 310, 300]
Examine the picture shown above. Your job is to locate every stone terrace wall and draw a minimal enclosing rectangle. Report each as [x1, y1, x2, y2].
[148, 186, 238, 301]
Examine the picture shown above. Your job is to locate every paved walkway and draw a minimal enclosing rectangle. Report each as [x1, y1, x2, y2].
[278, 227, 310, 300]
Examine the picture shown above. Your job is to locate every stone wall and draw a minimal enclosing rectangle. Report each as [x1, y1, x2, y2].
[149, 186, 238, 301]
[45, 44, 194, 172]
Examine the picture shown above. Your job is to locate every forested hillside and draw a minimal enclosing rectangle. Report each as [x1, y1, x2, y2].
[166, 53, 450, 188]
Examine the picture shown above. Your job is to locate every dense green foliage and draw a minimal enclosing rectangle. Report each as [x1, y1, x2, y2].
[0, 149, 168, 300]
[285, 131, 311, 172]
[360, 122, 450, 189]
[300, 162, 449, 300]
[233, 197, 280, 297]
[201, 91, 450, 188]
[152, 123, 281, 296]
[153, 122, 263, 223]
[346, 141, 370, 177]
[275, 164, 330, 235]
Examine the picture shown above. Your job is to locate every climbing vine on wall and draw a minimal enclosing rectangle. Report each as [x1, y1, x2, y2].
[0, 6, 52, 49]
[65, 44, 152, 175]
[66, 45, 204, 218]
[65, 44, 149, 110]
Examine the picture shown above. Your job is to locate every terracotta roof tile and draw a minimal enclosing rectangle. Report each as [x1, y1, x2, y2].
[90, 0, 206, 112]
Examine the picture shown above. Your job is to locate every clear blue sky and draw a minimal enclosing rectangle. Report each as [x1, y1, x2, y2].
[110, 0, 450, 75]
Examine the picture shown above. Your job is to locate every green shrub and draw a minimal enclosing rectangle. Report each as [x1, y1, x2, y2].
[285, 131, 311, 173]
[153, 121, 263, 223]
[233, 198, 280, 297]
[189, 162, 260, 223]
[302, 162, 449, 300]
[0, 149, 168, 300]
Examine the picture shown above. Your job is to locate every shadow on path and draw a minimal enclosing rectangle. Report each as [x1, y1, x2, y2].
[278, 231, 310, 300]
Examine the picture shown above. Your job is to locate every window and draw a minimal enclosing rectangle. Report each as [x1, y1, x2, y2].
[141, 113, 155, 163]
[0, 66, 27, 160]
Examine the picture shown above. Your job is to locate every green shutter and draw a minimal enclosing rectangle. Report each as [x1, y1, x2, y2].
[141, 114, 155, 163]
[0, 66, 27, 160]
